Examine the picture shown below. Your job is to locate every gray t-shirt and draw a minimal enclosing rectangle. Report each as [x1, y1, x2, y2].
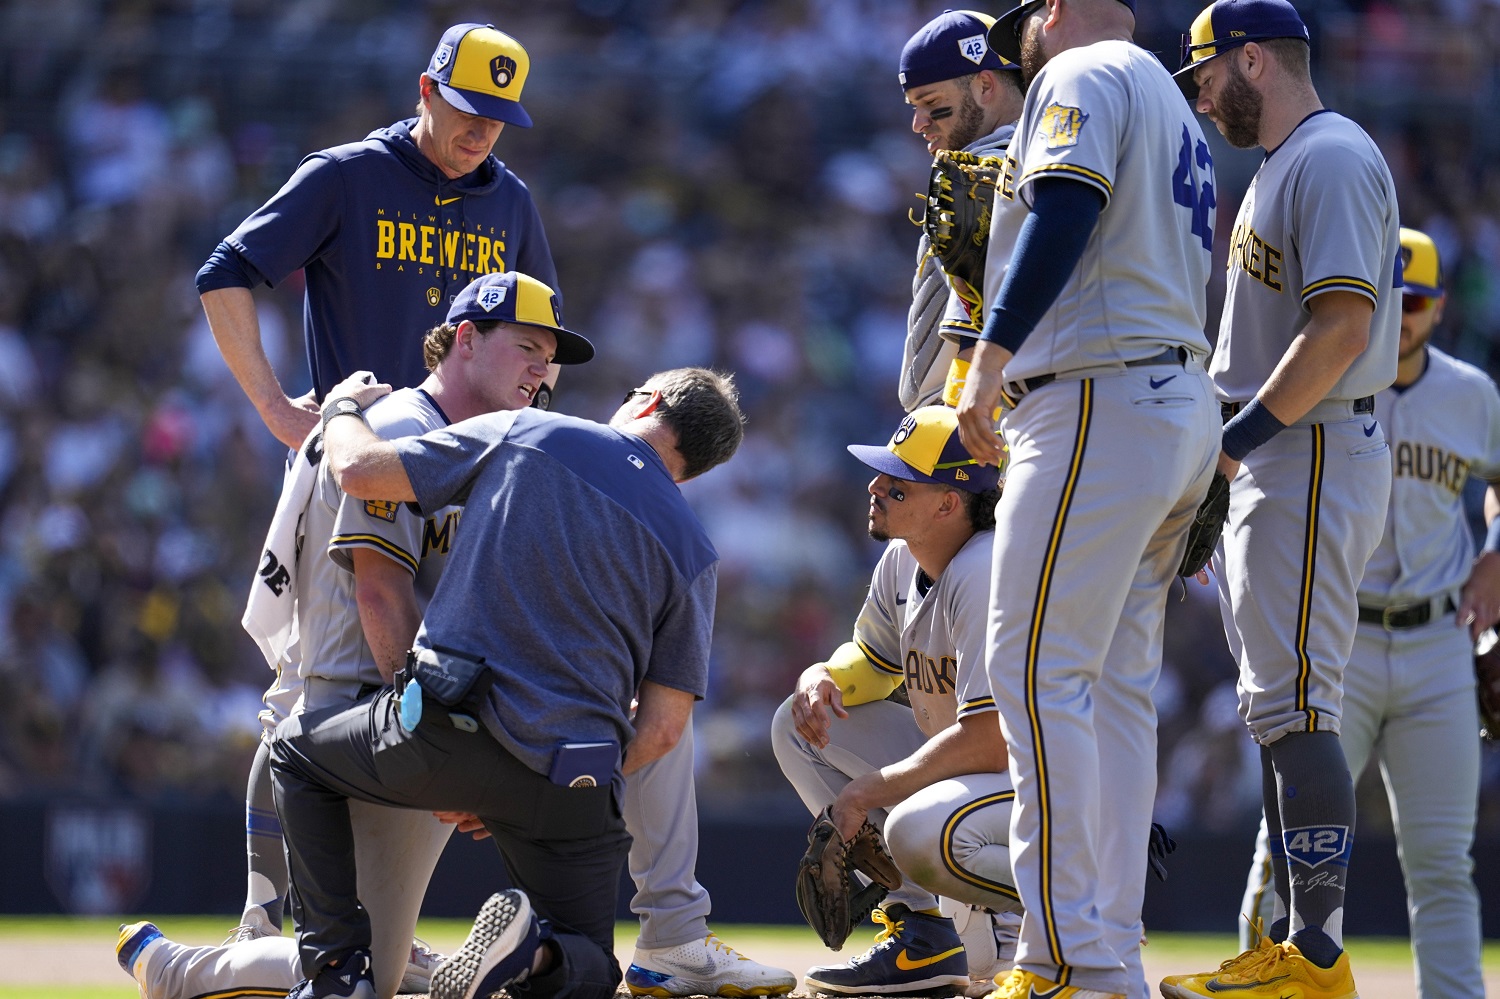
[1210, 111, 1401, 403]
[393, 409, 718, 777]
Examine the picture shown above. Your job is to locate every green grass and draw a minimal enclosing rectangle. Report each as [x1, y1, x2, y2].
[3, 916, 1498, 998]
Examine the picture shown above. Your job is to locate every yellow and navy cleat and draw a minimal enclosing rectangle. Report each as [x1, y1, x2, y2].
[988, 966, 1124, 998]
[1158, 938, 1357, 999]
[626, 932, 796, 997]
[116, 922, 166, 997]
[803, 904, 969, 996]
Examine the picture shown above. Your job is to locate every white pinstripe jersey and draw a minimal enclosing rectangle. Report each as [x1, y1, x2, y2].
[853, 531, 996, 739]
[983, 40, 1214, 383]
[1359, 347, 1500, 603]
[1210, 111, 1400, 403]
[295, 387, 455, 686]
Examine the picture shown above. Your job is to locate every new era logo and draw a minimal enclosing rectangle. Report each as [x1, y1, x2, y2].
[477, 286, 507, 311]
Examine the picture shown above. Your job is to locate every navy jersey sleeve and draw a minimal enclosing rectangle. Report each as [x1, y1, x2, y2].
[225, 153, 344, 287]
[513, 188, 561, 305]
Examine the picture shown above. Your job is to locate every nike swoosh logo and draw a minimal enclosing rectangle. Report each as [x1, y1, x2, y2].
[1149, 374, 1177, 389]
[896, 596, 908, 605]
[1203, 974, 1290, 993]
[894, 946, 964, 971]
[1029, 986, 1067, 999]
[436, 195, 462, 205]
[1363, 422, 1377, 437]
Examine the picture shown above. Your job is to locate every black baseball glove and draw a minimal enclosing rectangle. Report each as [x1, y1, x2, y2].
[923, 150, 1003, 326]
[795, 807, 903, 950]
[1475, 628, 1500, 741]
[1178, 471, 1231, 577]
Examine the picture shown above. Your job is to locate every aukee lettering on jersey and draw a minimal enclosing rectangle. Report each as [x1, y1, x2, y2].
[1227, 219, 1283, 292]
[1394, 441, 1470, 497]
[421, 509, 463, 558]
[373, 209, 510, 276]
[905, 650, 956, 695]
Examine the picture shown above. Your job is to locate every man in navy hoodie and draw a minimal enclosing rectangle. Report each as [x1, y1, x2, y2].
[196, 23, 560, 451]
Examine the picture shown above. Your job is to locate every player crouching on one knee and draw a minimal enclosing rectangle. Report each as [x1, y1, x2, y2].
[771, 406, 1019, 997]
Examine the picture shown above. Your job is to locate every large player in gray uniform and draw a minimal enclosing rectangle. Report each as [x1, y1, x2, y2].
[899, 9, 1025, 413]
[772, 407, 1013, 996]
[1238, 227, 1500, 998]
[116, 271, 593, 999]
[952, 1, 1219, 997]
[1162, 2, 1401, 996]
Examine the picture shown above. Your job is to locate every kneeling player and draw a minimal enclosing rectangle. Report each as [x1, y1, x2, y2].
[771, 407, 1016, 996]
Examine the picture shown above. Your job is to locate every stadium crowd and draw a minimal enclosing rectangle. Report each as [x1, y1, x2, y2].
[0, 0, 1498, 835]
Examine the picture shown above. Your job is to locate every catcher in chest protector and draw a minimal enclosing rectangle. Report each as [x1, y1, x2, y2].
[772, 407, 1018, 997]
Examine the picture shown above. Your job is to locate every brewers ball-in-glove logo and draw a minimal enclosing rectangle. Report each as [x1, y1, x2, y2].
[892, 414, 919, 445]
[1039, 103, 1089, 149]
[477, 285, 507, 311]
[957, 33, 988, 65]
[426, 287, 441, 307]
[491, 55, 517, 89]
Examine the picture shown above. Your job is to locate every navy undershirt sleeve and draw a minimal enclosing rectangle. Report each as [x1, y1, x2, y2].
[978, 177, 1106, 353]
[195, 240, 268, 294]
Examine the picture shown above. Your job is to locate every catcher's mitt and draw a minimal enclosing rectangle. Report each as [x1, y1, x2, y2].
[923, 150, 1003, 324]
[1178, 471, 1231, 577]
[795, 806, 903, 950]
[1475, 627, 1500, 741]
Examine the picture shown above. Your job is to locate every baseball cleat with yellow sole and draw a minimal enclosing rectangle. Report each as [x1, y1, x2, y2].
[1158, 937, 1358, 999]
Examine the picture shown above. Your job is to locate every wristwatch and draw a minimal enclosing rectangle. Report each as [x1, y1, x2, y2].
[321, 396, 365, 431]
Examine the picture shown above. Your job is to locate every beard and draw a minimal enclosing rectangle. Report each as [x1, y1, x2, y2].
[1020, 19, 1048, 88]
[868, 524, 890, 543]
[945, 90, 987, 151]
[1215, 62, 1264, 149]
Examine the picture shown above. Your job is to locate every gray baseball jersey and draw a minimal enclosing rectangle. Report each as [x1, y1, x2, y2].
[853, 534, 1000, 739]
[1359, 347, 1500, 602]
[983, 41, 1214, 384]
[300, 387, 453, 687]
[906, 122, 1015, 411]
[1239, 346, 1498, 997]
[1210, 111, 1400, 405]
[975, 38, 1221, 999]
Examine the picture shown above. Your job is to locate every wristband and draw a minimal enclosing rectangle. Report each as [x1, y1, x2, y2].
[1221, 398, 1286, 462]
[1485, 516, 1500, 554]
[321, 396, 365, 432]
[942, 357, 971, 408]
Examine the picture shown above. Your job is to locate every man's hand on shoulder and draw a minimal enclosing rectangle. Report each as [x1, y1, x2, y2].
[327, 371, 393, 411]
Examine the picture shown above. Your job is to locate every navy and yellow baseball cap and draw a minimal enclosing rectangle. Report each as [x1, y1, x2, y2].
[847, 406, 1002, 494]
[1176, 0, 1309, 78]
[425, 24, 533, 127]
[447, 273, 594, 364]
[1399, 227, 1444, 297]
[989, 0, 1136, 65]
[899, 10, 1019, 90]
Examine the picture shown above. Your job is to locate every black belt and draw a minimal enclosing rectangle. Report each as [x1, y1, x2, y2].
[1221, 396, 1373, 423]
[1357, 595, 1457, 630]
[1005, 346, 1188, 401]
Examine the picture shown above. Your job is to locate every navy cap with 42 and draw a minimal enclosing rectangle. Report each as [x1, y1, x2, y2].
[989, 0, 1137, 65]
[1176, 0, 1310, 77]
[899, 10, 1019, 91]
[447, 272, 594, 365]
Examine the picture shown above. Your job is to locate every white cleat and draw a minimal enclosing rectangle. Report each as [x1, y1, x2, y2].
[626, 933, 797, 997]
[398, 937, 444, 994]
[222, 904, 279, 945]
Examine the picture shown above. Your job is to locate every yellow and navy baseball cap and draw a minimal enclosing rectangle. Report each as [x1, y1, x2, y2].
[425, 24, 533, 127]
[899, 10, 1019, 91]
[847, 406, 1002, 494]
[990, 0, 1136, 65]
[1176, 0, 1309, 78]
[447, 272, 594, 365]
[1399, 227, 1444, 297]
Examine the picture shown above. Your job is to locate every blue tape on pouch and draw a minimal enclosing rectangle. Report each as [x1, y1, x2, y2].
[399, 678, 423, 731]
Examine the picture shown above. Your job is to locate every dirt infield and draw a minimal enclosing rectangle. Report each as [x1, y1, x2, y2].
[7, 926, 1496, 998]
